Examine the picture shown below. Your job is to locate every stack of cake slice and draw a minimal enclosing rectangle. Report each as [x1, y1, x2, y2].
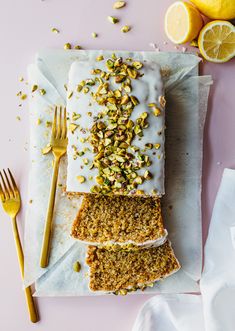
[66, 52, 180, 293]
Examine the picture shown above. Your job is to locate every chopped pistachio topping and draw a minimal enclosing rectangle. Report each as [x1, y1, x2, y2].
[74, 45, 82, 50]
[77, 175, 85, 183]
[36, 118, 42, 125]
[159, 95, 166, 108]
[51, 27, 59, 33]
[73, 261, 81, 272]
[148, 103, 161, 116]
[70, 55, 163, 194]
[69, 123, 79, 133]
[107, 16, 119, 24]
[64, 42, 72, 50]
[19, 76, 24, 82]
[83, 158, 89, 165]
[72, 112, 81, 121]
[16, 116, 21, 121]
[121, 25, 131, 33]
[92, 32, 98, 38]
[113, 1, 126, 9]
[39, 89, 46, 95]
[46, 121, 52, 127]
[31, 84, 38, 92]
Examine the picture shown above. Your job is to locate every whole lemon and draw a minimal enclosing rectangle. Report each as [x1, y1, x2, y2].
[190, 0, 235, 19]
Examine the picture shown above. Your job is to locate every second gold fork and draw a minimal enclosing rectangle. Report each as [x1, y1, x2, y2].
[40, 106, 68, 268]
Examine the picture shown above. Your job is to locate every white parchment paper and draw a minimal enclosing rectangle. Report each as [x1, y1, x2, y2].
[24, 50, 212, 296]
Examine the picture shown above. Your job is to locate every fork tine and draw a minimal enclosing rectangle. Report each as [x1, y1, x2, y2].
[52, 106, 57, 138]
[0, 182, 5, 201]
[3, 169, 14, 198]
[0, 170, 9, 199]
[56, 106, 62, 139]
[62, 107, 67, 139]
[8, 168, 19, 197]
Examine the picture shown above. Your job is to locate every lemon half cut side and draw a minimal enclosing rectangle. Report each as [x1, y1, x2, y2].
[164, 1, 203, 44]
[198, 21, 235, 63]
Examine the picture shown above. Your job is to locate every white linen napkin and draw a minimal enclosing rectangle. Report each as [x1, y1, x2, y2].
[132, 168, 235, 331]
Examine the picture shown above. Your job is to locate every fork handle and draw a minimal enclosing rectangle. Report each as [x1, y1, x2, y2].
[12, 217, 39, 323]
[40, 156, 60, 268]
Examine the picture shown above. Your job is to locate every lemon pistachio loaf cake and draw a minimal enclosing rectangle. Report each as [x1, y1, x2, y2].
[71, 194, 167, 246]
[66, 52, 165, 196]
[86, 240, 180, 292]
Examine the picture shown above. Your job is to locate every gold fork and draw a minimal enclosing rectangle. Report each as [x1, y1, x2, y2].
[40, 106, 68, 268]
[0, 168, 39, 323]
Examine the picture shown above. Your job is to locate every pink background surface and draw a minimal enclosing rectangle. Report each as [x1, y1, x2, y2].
[0, 0, 234, 330]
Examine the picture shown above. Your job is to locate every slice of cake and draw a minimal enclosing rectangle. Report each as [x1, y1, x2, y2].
[66, 52, 165, 196]
[71, 194, 167, 246]
[86, 240, 180, 293]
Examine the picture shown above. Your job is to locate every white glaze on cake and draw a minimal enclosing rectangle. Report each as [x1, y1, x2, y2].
[66, 52, 165, 196]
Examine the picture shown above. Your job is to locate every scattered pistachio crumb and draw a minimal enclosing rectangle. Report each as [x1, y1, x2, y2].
[16, 116, 21, 121]
[88, 175, 93, 180]
[46, 121, 52, 127]
[16, 91, 22, 97]
[113, 1, 126, 9]
[31, 84, 38, 92]
[20, 94, 27, 100]
[74, 45, 82, 50]
[29, 199, 33, 204]
[37, 118, 42, 125]
[107, 16, 119, 24]
[92, 32, 98, 38]
[121, 25, 131, 33]
[96, 55, 104, 62]
[73, 261, 81, 272]
[67, 91, 73, 99]
[19, 76, 24, 82]
[77, 175, 85, 183]
[64, 42, 72, 50]
[69, 123, 79, 133]
[39, 88, 46, 95]
[51, 27, 59, 33]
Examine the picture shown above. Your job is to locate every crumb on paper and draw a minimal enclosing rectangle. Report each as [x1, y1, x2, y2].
[73, 261, 81, 272]
[64, 42, 72, 50]
[16, 116, 21, 121]
[29, 200, 33, 204]
[20, 94, 27, 100]
[19, 76, 24, 82]
[107, 16, 119, 24]
[91, 32, 98, 38]
[51, 27, 59, 33]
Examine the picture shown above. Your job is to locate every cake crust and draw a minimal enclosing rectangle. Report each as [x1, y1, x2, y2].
[86, 240, 180, 292]
[71, 194, 167, 246]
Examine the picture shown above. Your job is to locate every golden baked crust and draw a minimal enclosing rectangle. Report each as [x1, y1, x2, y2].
[71, 194, 166, 244]
[86, 240, 180, 292]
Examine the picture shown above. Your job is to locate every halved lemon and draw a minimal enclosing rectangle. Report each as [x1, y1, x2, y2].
[164, 1, 203, 44]
[198, 21, 235, 63]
